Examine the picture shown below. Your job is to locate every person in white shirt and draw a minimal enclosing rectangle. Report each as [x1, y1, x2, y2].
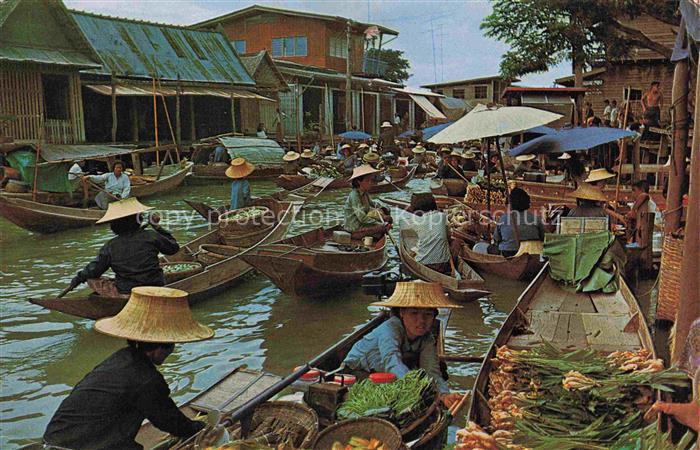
[84, 161, 131, 209]
[256, 122, 267, 138]
[68, 160, 85, 181]
[399, 194, 455, 274]
[602, 99, 611, 126]
[609, 100, 620, 128]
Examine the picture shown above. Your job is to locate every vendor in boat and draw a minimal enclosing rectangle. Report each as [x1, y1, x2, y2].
[343, 164, 392, 240]
[227, 157, 255, 210]
[68, 198, 180, 298]
[437, 149, 463, 179]
[83, 161, 131, 210]
[567, 182, 609, 218]
[43, 286, 212, 450]
[362, 152, 385, 182]
[584, 167, 616, 187]
[411, 144, 427, 168]
[400, 193, 458, 274]
[299, 149, 315, 168]
[460, 149, 478, 172]
[342, 281, 462, 408]
[493, 188, 545, 258]
[282, 151, 301, 175]
[436, 147, 451, 175]
[338, 145, 359, 175]
[512, 154, 535, 179]
[625, 180, 658, 242]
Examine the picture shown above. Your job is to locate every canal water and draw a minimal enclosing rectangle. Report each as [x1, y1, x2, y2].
[0, 177, 642, 447]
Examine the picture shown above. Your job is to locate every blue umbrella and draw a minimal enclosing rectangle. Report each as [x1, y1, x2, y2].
[526, 125, 557, 135]
[509, 127, 637, 156]
[398, 129, 415, 139]
[421, 121, 454, 140]
[338, 130, 371, 140]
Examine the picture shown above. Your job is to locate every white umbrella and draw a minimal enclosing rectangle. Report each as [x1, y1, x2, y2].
[428, 103, 563, 144]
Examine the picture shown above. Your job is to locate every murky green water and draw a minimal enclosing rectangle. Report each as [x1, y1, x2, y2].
[0, 178, 529, 448]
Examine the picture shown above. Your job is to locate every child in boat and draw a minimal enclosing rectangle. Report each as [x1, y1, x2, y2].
[342, 281, 462, 409]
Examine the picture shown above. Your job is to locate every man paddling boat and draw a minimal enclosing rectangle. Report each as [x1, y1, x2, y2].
[44, 286, 213, 449]
[83, 161, 131, 210]
[342, 281, 462, 408]
[68, 198, 179, 298]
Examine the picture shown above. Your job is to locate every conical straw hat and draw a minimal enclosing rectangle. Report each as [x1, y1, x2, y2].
[461, 150, 476, 159]
[349, 164, 379, 181]
[283, 151, 300, 162]
[95, 286, 214, 343]
[570, 182, 607, 202]
[341, 143, 352, 149]
[412, 145, 425, 154]
[225, 157, 255, 179]
[363, 152, 379, 163]
[358, 143, 369, 149]
[301, 149, 315, 158]
[515, 154, 536, 162]
[381, 121, 392, 128]
[95, 197, 153, 224]
[558, 152, 572, 160]
[585, 168, 616, 182]
[372, 281, 462, 309]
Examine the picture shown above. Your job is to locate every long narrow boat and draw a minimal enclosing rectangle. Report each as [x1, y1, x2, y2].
[276, 165, 417, 193]
[399, 229, 489, 302]
[29, 197, 303, 320]
[241, 226, 388, 297]
[468, 262, 656, 429]
[187, 163, 283, 184]
[461, 243, 544, 281]
[1, 162, 193, 207]
[0, 196, 103, 233]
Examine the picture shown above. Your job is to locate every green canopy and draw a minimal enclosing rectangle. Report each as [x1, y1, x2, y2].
[543, 231, 626, 294]
[5, 150, 73, 193]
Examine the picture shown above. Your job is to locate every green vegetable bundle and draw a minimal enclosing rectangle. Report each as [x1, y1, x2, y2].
[162, 262, 201, 273]
[226, 207, 267, 221]
[310, 165, 343, 179]
[337, 370, 435, 427]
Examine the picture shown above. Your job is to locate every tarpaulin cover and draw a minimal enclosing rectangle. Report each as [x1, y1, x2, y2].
[218, 137, 285, 167]
[338, 130, 372, 140]
[422, 121, 454, 141]
[509, 127, 637, 156]
[409, 94, 447, 120]
[543, 231, 626, 293]
[36, 144, 134, 164]
[5, 150, 73, 193]
[527, 125, 557, 135]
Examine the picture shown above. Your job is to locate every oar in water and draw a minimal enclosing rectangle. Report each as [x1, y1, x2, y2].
[56, 284, 76, 298]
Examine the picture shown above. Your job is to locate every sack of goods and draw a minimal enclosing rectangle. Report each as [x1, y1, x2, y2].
[218, 206, 276, 246]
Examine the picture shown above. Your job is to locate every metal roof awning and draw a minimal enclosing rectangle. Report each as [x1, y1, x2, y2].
[35, 144, 136, 164]
[521, 94, 574, 105]
[86, 84, 274, 101]
[409, 94, 447, 120]
[392, 87, 444, 98]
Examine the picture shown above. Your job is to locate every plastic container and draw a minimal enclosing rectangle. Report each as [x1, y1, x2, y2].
[369, 372, 396, 384]
[290, 366, 323, 393]
[332, 374, 357, 386]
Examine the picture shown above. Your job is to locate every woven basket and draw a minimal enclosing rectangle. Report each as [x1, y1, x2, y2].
[657, 233, 684, 322]
[194, 401, 319, 449]
[161, 262, 204, 284]
[411, 409, 448, 450]
[218, 206, 274, 234]
[312, 418, 403, 450]
[197, 244, 239, 265]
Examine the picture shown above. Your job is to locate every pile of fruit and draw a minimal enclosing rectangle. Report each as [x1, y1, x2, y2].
[464, 184, 506, 206]
[331, 437, 386, 450]
[446, 205, 492, 240]
[455, 343, 691, 450]
[310, 165, 343, 179]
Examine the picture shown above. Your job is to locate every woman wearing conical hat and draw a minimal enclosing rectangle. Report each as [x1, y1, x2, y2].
[343, 164, 392, 240]
[282, 151, 301, 175]
[69, 198, 179, 298]
[226, 157, 255, 210]
[343, 281, 462, 408]
[567, 182, 610, 218]
[44, 287, 213, 449]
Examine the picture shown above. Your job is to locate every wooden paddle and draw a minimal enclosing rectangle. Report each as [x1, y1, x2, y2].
[57, 284, 76, 298]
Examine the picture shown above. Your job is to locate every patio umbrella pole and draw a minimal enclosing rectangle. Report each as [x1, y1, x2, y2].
[494, 136, 510, 205]
[485, 138, 491, 215]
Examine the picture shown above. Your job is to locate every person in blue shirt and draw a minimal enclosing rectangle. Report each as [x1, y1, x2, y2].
[343, 281, 462, 409]
[226, 157, 255, 210]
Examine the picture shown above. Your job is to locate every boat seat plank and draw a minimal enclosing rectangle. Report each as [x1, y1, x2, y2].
[190, 371, 281, 413]
[524, 310, 559, 341]
[558, 294, 597, 313]
[527, 278, 570, 311]
[589, 292, 630, 315]
[581, 314, 642, 349]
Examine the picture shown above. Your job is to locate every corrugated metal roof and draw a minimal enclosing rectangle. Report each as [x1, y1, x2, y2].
[70, 10, 255, 85]
[0, 45, 101, 68]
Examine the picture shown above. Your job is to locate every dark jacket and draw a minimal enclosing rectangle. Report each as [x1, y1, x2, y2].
[74, 226, 179, 294]
[44, 347, 203, 450]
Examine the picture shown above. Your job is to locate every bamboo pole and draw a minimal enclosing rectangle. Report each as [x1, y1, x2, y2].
[189, 96, 196, 141]
[485, 138, 491, 214]
[671, 66, 700, 363]
[152, 77, 160, 166]
[665, 43, 690, 233]
[111, 77, 117, 143]
[175, 79, 181, 150]
[156, 79, 180, 163]
[494, 137, 510, 204]
[613, 88, 632, 206]
[32, 141, 41, 202]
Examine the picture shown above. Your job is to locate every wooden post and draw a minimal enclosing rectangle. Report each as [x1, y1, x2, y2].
[131, 152, 142, 175]
[665, 46, 690, 234]
[131, 97, 139, 143]
[671, 66, 700, 363]
[111, 77, 117, 143]
[345, 21, 352, 131]
[485, 138, 491, 214]
[175, 79, 181, 149]
[189, 96, 196, 141]
[152, 78, 160, 166]
[230, 94, 237, 134]
[632, 139, 641, 183]
[32, 141, 41, 202]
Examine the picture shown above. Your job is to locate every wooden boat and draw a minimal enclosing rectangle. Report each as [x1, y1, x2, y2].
[276, 165, 417, 194]
[136, 312, 451, 449]
[468, 262, 656, 429]
[1, 162, 193, 206]
[187, 163, 283, 184]
[461, 243, 545, 281]
[241, 226, 389, 296]
[398, 228, 489, 302]
[0, 196, 103, 233]
[29, 197, 303, 320]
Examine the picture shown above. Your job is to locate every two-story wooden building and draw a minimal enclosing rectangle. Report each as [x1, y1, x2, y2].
[194, 5, 443, 142]
[555, 15, 677, 126]
[421, 75, 516, 105]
